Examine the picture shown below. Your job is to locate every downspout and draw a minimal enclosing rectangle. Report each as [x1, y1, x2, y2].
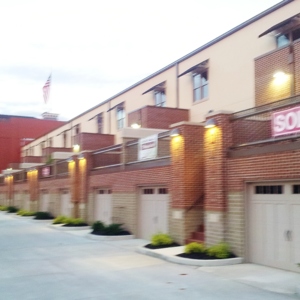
[176, 62, 179, 108]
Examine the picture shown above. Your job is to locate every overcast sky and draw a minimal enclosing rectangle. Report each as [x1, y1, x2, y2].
[0, 0, 281, 121]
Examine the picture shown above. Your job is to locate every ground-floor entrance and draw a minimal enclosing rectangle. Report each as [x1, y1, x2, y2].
[247, 182, 300, 272]
[138, 187, 169, 240]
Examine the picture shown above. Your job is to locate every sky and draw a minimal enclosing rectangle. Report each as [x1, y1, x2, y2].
[0, 0, 281, 121]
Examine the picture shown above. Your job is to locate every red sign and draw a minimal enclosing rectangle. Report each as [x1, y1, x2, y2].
[272, 106, 300, 137]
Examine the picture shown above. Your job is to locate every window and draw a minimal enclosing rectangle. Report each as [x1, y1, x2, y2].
[117, 107, 125, 130]
[143, 188, 154, 194]
[48, 137, 52, 147]
[193, 71, 208, 102]
[158, 188, 168, 194]
[75, 124, 80, 135]
[155, 91, 166, 107]
[255, 185, 283, 194]
[97, 113, 103, 133]
[63, 132, 67, 148]
[276, 27, 300, 47]
[293, 185, 300, 194]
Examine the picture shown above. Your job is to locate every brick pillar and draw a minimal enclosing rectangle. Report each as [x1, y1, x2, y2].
[69, 153, 90, 220]
[27, 169, 39, 211]
[170, 122, 205, 244]
[204, 112, 233, 246]
[5, 175, 14, 206]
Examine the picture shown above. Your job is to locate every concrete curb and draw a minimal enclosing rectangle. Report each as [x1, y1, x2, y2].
[136, 246, 244, 267]
[30, 219, 54, 223]
[48, 224, 91, 231]
[87, 234, 135, 241]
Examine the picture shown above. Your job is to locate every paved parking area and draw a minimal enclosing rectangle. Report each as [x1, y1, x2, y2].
[0, 212, 298, 300]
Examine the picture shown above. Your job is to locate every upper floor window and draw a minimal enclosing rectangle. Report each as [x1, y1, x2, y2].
[117, 107, 125, 130]
[63, 132, 67, 148]
[74, 124, 80, 135]
[276, 28, 300, 47]
[155, 91, 166, 107]
[48, 137, 52, 147]
[97, 113, 103, 133]
[193, 71, 208, 102]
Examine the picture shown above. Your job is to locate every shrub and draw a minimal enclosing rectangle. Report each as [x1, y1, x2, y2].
[207, 242, 230, 259]
[17, 209, 36, 216]
[34, 212, 54, 220]
[66, 218, 86, 225]
[151, 233, 173, 246]
[184, 242, 206, 254]
[0, 205, 8, 211]
[53, 215, 70, 224]
[7, 206, 18, 213]
[92, 221, 105, 232]
[103, 223, 123, 235]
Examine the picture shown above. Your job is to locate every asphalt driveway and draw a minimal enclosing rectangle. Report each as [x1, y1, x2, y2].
[0, 212, 298, 300]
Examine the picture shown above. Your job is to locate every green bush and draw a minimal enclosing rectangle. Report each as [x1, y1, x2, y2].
[92, 221, 105, 232]
[34, 212, 54, 220]
[184, 242, 206, 254]
[7, 206, 18, 213]
[17, 209, 36, 216]
[151, 233, 173, 246]
[207, 242, 230, 259]
[53, 215, 70, 224]
[0, 205, 8, 211]
[66, 218, 86, 225]
[103, 223, 123, 235]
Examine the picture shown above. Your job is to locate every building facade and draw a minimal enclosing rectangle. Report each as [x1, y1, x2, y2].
[0, 0, 300, 273]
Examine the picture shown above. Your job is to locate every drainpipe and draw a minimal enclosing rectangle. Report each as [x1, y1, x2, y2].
[176, 62, 179, 108]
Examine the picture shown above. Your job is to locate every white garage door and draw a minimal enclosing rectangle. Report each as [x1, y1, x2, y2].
[23, 191, 30, 211]
[139, 187, 169, 240]
[94, 189, 112, 225]
[61, 190, 71, 217]
[248, 182, 300, 272]
[40, 191, 50, 212]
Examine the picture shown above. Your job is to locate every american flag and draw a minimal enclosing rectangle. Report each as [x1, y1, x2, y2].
[42, 74, 51, 104]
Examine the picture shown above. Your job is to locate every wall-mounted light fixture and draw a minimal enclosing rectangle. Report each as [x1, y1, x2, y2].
[73, 144, 80, 153]
[170, 128, 180, 137]
[273, 71, 288, 84]
[78, 153, 84, 160]
[67, 157, 74, 163]
[204, 118, 217, 129]
[131, 122, 141, 129]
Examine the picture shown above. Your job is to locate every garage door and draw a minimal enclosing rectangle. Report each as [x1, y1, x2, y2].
[40, 191, 50, 212]
[248, 182, 300, 272]
[61, 190, 71, 217]
[94, 189, 112, 225]
[23, 191, 30, 211]
[139, 187, 169, 240]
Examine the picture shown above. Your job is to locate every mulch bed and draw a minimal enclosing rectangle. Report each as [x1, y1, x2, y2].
[144, 242, 181, 250]
[91, 230, 131, 236]
[62, 223, 89, 227]
[177, 252, 237, 260]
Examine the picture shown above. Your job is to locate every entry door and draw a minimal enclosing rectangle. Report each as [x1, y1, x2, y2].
[61, 190, 71, 217]
[139, 187, 169, 240]
[94, 189, 112, 225]
[248, 183, 300, 272]
[40, 192, 50, 212]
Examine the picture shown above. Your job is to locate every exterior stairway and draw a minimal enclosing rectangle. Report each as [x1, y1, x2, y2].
[186, 225, 205, 245]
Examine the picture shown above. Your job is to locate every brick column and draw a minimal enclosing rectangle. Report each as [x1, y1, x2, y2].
[27, 169, 39, 211]
[5, 175, 14, 206]
[170, 122, 205, 244]
[204, 112, 233, 246]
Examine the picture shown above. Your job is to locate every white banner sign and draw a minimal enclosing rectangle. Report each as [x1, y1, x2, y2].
[138, 134, 158, 161]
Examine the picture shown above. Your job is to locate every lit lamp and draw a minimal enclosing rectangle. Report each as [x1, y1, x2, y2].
[204, 118, 217, 129]
[73, 144, 80, 153]
[273, 71, 288, 84]
[131, 122, 141, 129]
[170, 128, 180, 137]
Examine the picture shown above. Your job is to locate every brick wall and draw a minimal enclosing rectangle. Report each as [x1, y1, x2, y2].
[293, 40, 300, 95]
[73, 133, 115, 151]
[255, 46, 292, 106]
[128, 106, 189, 129]
[171, 123, 204, 209]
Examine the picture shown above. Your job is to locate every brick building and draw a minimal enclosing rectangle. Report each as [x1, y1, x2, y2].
[0, 114, 65, 171]
[0, 0, 300, 273]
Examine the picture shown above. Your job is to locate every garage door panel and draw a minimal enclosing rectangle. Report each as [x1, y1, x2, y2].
[95, 190, 112, 225]
[291, 204, 300, 270]
[248, 183, 300, 273]
[61, 191, 71, 216]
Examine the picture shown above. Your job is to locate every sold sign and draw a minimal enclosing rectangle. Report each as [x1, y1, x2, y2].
[272, 106, 300, 137]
